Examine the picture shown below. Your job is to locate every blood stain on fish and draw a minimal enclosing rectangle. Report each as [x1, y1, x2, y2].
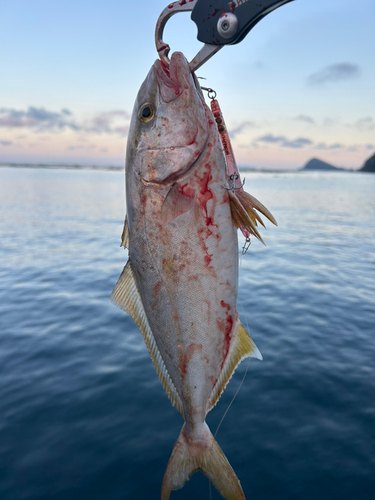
[217, 314, 233, 362]
[204, 254, 213, 266]
[220, 300, 231, 312]
[179, 343, 203, 376]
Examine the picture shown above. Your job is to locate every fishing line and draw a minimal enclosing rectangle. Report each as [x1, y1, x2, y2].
[208, 300, 252, 499]
[208, 358, 251, 499]
[214, 355, 251, 439]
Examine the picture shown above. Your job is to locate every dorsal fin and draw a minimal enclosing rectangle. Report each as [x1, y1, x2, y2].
[111, 261, 183, 413]
[207, 320, 262, 411]
[120, 216, 129, 249]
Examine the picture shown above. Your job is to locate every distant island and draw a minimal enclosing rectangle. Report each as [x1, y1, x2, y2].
[300, 158, 343, 171]
[300, 152, 375, 172]
[360, 153, 375, 172]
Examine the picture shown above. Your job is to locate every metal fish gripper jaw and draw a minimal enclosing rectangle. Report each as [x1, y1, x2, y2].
[155, 0, 295, 72]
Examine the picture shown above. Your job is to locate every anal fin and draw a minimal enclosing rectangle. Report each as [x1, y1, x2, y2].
[111, 261, 183, 413]
[207, 320, 262, 411]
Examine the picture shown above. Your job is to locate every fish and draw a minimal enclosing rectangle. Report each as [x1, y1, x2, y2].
[111, 51, 277, 500]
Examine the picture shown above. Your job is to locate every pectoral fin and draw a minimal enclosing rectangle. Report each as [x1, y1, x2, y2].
[111, 261, 183, 413]
[207, 320, 262, 411]
[160, 183, 195, 225]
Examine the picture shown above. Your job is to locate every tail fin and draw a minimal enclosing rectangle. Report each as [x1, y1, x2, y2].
[161, 422, 245, 500]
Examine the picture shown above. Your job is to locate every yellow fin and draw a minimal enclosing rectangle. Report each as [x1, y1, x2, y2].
[111, 261, 183, 413]
[120, 216, 129, 249]
[207, 320, 262, 411]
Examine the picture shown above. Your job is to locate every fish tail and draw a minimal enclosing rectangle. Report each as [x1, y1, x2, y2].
[161, 422, 245, 500]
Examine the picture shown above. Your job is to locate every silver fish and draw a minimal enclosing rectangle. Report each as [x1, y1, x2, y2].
[112, 52, 276, 500]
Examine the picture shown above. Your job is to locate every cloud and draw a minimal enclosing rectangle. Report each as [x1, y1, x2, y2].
[347, 143, 374, 152]
[68, 144, 97, 151]
[283, 137, 314, 148]
[323, 117, 338, 127]
[0, 140, 12, 146]
[0, 107, 80, 131]
[294, 114, 315, 125]
[255, 133, 370, 153]
[256, 134, 313, 148]
[253, 61, 265, 70]
[85, 110, 130, 135]
[307, 63, 360, 85]
[314, 142, 344, 150]
[229, 121, 256, 139]
[350, 117, 375, 131]
[0, 107, 130, 135]
[257, 134, 286, 144]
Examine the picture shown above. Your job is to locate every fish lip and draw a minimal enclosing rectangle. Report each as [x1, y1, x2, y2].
[154, 56, 183, 103]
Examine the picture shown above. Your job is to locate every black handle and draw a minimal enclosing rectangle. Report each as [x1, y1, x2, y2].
[191, 0, 294, 46]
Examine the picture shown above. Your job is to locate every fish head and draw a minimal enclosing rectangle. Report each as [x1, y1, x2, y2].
[126, 52, 209, 185]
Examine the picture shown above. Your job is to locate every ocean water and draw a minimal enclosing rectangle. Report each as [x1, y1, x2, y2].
[0, 166, 374, 500]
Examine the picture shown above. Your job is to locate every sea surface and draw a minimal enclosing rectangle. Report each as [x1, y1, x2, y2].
[1, 166, 374, 500]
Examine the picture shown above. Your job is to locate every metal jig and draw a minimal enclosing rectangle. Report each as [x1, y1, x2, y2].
[200, 86, 251, 240]
[200, 86, 244, 191]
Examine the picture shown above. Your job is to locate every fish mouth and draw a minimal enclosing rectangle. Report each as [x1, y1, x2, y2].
[152, 53, 201, 150]
[154, 52, 189, 103]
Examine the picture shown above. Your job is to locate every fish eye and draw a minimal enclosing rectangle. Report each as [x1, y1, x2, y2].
[138, 103, 154, 123]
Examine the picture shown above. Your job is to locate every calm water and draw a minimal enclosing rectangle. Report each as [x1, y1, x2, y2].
[1, 166, 374, 500]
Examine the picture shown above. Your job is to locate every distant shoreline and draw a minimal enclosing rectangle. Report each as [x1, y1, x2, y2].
[0, 162, 361, 174]
[0, 163, 124, 172]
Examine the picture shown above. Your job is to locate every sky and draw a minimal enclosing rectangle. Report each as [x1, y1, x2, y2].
[0, 0, 374, 170]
